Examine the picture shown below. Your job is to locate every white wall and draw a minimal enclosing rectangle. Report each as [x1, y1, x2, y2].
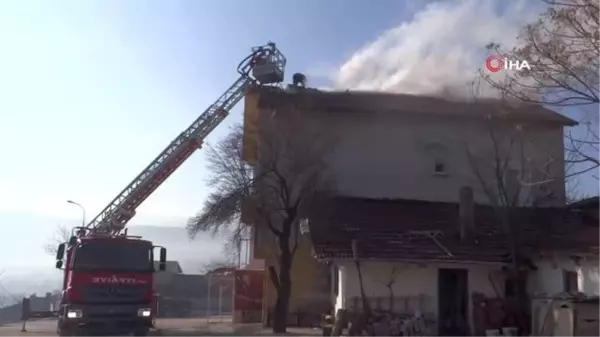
[294, 109, 566, 206]
[529, 256, 599, 336]
[528, 256, 600, 296]
[334, 261, 505, 333]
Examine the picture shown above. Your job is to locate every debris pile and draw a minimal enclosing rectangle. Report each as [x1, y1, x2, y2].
[330, 309, 437, 336]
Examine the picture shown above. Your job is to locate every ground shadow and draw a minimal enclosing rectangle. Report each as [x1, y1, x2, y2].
[153, 326, 322, 336]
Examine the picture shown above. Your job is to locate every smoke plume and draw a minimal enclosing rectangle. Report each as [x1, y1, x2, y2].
[331, 0, 544, 99]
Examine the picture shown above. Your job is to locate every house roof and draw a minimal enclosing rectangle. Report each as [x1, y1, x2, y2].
[250, 86, 577, 126]
[309, 197, 599, 264]
[569, 196, 600, 209]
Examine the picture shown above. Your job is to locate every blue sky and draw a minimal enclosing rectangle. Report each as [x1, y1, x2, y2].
[0, 0, 422, 273]
[0, 0, 414, 220]
[0, 0, 596, 274]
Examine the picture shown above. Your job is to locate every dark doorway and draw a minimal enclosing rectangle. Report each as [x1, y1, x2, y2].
[438, 268, 469, 335]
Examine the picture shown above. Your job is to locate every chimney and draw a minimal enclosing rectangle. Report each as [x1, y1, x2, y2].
[459, 186, 475, 241]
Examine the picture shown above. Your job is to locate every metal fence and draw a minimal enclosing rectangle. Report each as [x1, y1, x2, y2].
[154, 271, 234, 322]
[204, 272, 235, 323]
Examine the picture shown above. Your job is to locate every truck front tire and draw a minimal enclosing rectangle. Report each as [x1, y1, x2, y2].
[133, 328, 149, 336]
[57, 323, 72, 336]
[58, 328, 73, 337]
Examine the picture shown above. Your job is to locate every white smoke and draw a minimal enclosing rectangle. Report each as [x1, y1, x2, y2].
[331, 0, 545, 99]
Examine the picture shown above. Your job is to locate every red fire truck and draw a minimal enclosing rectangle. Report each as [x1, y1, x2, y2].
[54, 228, 166, 336]
[52, 42, 286, 336]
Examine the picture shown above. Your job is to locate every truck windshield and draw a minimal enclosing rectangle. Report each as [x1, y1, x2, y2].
[72, 241, 153, 272]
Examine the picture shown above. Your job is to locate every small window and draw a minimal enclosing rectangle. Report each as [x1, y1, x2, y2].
[434, 161, 446, 174]
[563, 270, 578, 294]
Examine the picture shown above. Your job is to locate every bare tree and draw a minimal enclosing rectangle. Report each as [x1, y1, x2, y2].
[481, 0, 599, 182]
[463, 116, 525, 332]
[464, 114, 564, 206]
[351, 240, 371, 318]
[460, 93, 572, 333]
[44, 224, 71, 256]
[484, 0, 599, 106]
[379, 266, 399, 313]
[564, 169, 595, 202]
[187, 112, 335, 333]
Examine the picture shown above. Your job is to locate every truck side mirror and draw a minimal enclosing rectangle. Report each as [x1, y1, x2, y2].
[159, 247, 167, 271]
[56, 243, 66, 260]
[55, 260, 63, 269]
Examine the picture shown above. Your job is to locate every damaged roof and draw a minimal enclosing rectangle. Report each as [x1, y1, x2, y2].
[308, 197, 599, 264]
[249, 86, 577, 126]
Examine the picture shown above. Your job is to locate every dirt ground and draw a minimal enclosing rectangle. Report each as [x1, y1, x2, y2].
[0, 318, 323, 336]
[153, 319, 322, 336]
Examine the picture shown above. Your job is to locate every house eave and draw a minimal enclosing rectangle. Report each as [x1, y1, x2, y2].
[250, 86, 578, 126]
[316, 256, 510, 267]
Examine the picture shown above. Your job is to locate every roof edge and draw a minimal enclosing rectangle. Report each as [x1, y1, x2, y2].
[315, 256, 510, 266]
[324, 195, 571, 212]
[250, 86, 578, 126]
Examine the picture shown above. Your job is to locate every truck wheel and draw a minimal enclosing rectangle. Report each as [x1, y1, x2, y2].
[133, 328, 149, 336]
[57, 326, 71, 336]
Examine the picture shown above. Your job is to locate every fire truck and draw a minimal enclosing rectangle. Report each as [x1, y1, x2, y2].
[52, 42, 286, 336]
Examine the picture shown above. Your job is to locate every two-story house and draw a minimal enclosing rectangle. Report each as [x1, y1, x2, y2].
[247, 88, 572, 206]
[240, 83, 597, 333]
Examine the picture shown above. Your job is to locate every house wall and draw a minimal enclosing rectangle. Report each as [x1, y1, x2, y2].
[334, 260, 505, 335]
[240, 92, 571, 326]
[305, 109, 566, 206]
[531, 298, 600, 336]
[244, 93, 568, 206]
[254, 229, 330, 324]
[242, 92, 333, 325]
[513, 255, 599, 336]
[528, 255, 600, 296]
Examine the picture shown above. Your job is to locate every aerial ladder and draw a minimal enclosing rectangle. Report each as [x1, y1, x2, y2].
[82, 42, 286, 235]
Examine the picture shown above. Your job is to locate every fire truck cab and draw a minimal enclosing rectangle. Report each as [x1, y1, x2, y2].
[54, 227, 166, 336]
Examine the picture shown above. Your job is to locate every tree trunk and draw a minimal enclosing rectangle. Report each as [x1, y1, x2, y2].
[504, 208, 529, 334]
[272, 250, 292, 333]
[355, 261, 371, 316]
[388, 288, 394, 313]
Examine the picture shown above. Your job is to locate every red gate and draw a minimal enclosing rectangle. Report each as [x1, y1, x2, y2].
[233, 269, 264, 323]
